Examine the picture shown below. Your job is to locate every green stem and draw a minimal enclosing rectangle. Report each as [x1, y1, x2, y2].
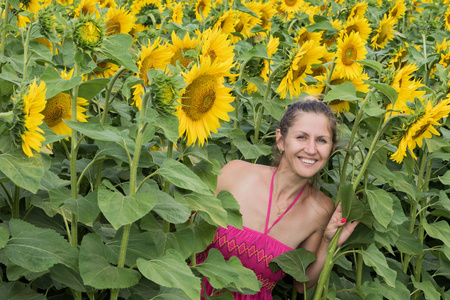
[70, 58, 81, 248]
[11, 185, 20, 219]
[0, 111, 14, 123]
[162, 141, 174, 233]
[355, 250, 363, 289]
[110, 92, 150, 300]
[323, 61, 336, 95]
[254, 65, 283, 144]
[422, 34, 429, 87]
[0, 0, 9, 57]
[22, 23, 36, 81]
[313, 227, 341, 300]
[101, 66, 127, 126]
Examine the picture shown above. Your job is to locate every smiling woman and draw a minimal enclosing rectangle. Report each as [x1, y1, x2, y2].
[197, 97, 358, 299]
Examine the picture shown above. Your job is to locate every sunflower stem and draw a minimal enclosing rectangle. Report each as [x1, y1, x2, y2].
[422, 34, 429, 87]
[254, 64, 283, 144]
[69, 57, 81, 248]
[101, 66, 127, 126]
[323, 61, 336, 95]
[0, 0, 9, 58]
[22, 22, 36, 81]
[11, 185, 20, 219]
[110, 92, 151, 300]
[162, 140, 174, 233]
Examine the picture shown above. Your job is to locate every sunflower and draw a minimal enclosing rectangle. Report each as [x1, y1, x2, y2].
[213, 9, 238, 36]
[445, 7, 450, 31]
[74, 0, 99, 18]
[388, 0, 406, 20]
[386, 63, 425, 117]
[91, 60, 120, 78]
[341, 17, 372, 41]
[322, 18, 342, 48]
[335, 31, 368, 80]
[390, 98, 450, 163]
[20, 0, 40, 13]
[170, 2, 184, 24]
[195, 0, 212, 22]
[13, 80, 47, 157]
[130, 0, 163, 27]
[175, 57, 235, 146]
[435, 38, 450, 53]
[42, 93, 89, 137]
[348, 1, 368, 20]
[98, 0, 116, 9]
[294, 27, 322, 46]
[276, 41, 326, 100]
[199, 28, 235, 67]
[169, 31, 198, 69]
[247, 35, 279, 93]
[300, 3, 321, 23]
[277, 0, 303, 18]
[230, 10, 262, 43]
[105, 7, 136, 36]
[258, 2, 277, 37]
[133, 38, 172, 109]
[371, 15, 397, 50]
[73, 14, 105, 51]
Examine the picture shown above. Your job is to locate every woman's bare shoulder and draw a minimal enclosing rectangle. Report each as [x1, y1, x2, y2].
[308, 187, 335, 220]
[217, 160, 270, 192]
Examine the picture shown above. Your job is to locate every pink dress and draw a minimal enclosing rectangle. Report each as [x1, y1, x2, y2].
[197, 169, 306, 299]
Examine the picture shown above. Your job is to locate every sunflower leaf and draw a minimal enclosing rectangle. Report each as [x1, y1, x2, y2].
[323, 81, 360, 102]
[269, 248, 316, 283]
[102, 34, 140, 73]
[357, 59, 383, 74]
[362, 79, 398, 103]
[78, 78, 110, 100]
[40, 67, 82, 99]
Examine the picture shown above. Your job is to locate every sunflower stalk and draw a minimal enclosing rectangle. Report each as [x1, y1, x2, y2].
[23, 22, 37, 81]
[101, 66, 127, 126]
[0, 0, 9, 58]
[69, 58, 81, 248]
[314, 111, 402, 300]
[163, 141, 173, 233]
[11, 185, 20, 219]
[254, 64, 283, 144]
[110, 92, 151, 300]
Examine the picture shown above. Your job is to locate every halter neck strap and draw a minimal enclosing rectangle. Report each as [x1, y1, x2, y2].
[264, 169, 306, 235]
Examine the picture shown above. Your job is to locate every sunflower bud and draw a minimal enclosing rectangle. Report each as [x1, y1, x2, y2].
[73, 14, 105, 51]
[150, 72, 184, 115]
[38, 6, 59, 43]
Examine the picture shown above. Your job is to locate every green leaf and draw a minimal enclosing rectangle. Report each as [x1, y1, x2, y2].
[102, 34, 140, 73]
[411, 276, 440, 300]
[362, 79, 398, 103]
[0, 227, 9, 249]
[323, 82, 360, 102]
[152, 286, 191, 300]
[269, 248, 316, 282]
[357, 59, 383, 73]
[151, 227, 195, 259]
[64, 121, 124, 143]
[0, 150, 48, 194]
[306, 20, 335, 32]
[231, 129, 272, 159]
[339, 184, 356, 218]
[395, 225, 422, 255]
[362, 244, 397, 287]
[263, 99, 286, 121]
[29, 41, 53, 64]
[79, 233, 141, 289]
[50, 264, 88, 292]
[365, 186, 394, 228]
[436, 190, 450, 212]
[217, 190, 243, 229]
[181, 193, 228, 228]
[225, 256, 261, 294]
[0, 282, 46, 300]
[195, 248, 239, 289]
[40, 67, 82, 99]
[158, 158, 212, 195]
[438, 170, 450, 185]
[151, 190, 191, 224]
[423, 220, 450, 246]
[144, 108, 180, 144]
[192, 222, 217, 253]
[78, 78, 110, 100]
[5, 219, 78, 272]
[239, 43, 269, 61]
[64, 191, 100, 226]
[98, 180, 157, 230]
[137, 250, 201, 300]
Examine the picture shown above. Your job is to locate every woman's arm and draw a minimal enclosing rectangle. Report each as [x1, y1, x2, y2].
[294, 202, 359, 293]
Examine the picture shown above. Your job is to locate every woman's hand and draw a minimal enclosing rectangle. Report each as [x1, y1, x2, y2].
[323, 202, 359, 247]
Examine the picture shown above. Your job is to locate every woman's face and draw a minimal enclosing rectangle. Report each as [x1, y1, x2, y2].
[277, 112, 334, 179]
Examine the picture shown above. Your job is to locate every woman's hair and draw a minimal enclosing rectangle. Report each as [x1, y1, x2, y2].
[272, 95, 338, 174]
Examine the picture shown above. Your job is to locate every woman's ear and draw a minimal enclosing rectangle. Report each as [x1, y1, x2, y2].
[276, 129, 284, 152]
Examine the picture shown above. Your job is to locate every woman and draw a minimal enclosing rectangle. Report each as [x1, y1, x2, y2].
[197, 98, 359, 299]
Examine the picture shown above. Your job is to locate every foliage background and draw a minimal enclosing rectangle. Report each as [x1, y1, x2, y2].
[0, 0, 449, 299]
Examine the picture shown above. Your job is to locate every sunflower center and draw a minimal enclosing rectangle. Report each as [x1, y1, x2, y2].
[106, 18, 121, 35]
[42, 93, 71, 127]
[412, 123, 431, 139]
[292, 63, 307, 79]
[376, 25, 389, 44]
[80, 21, 101, 44]
[343, 46, 357, 65]
[170, 48, 194, 68]
[208, 50, 217, 62]
[182, 74, 217, 121]
[330, 78, 347, 85]
[197, 1, 206, 14]
[284, 0, 299, 7]
[346, 25, 359, 35]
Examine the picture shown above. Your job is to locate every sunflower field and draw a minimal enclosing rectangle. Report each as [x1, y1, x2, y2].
[0, 0, 449, 298]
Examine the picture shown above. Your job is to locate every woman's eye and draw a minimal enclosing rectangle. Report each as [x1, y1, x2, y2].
[298, 136, 306, 139]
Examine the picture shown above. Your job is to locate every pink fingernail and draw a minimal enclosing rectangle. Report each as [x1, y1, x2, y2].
[340, 218, 347, 224]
